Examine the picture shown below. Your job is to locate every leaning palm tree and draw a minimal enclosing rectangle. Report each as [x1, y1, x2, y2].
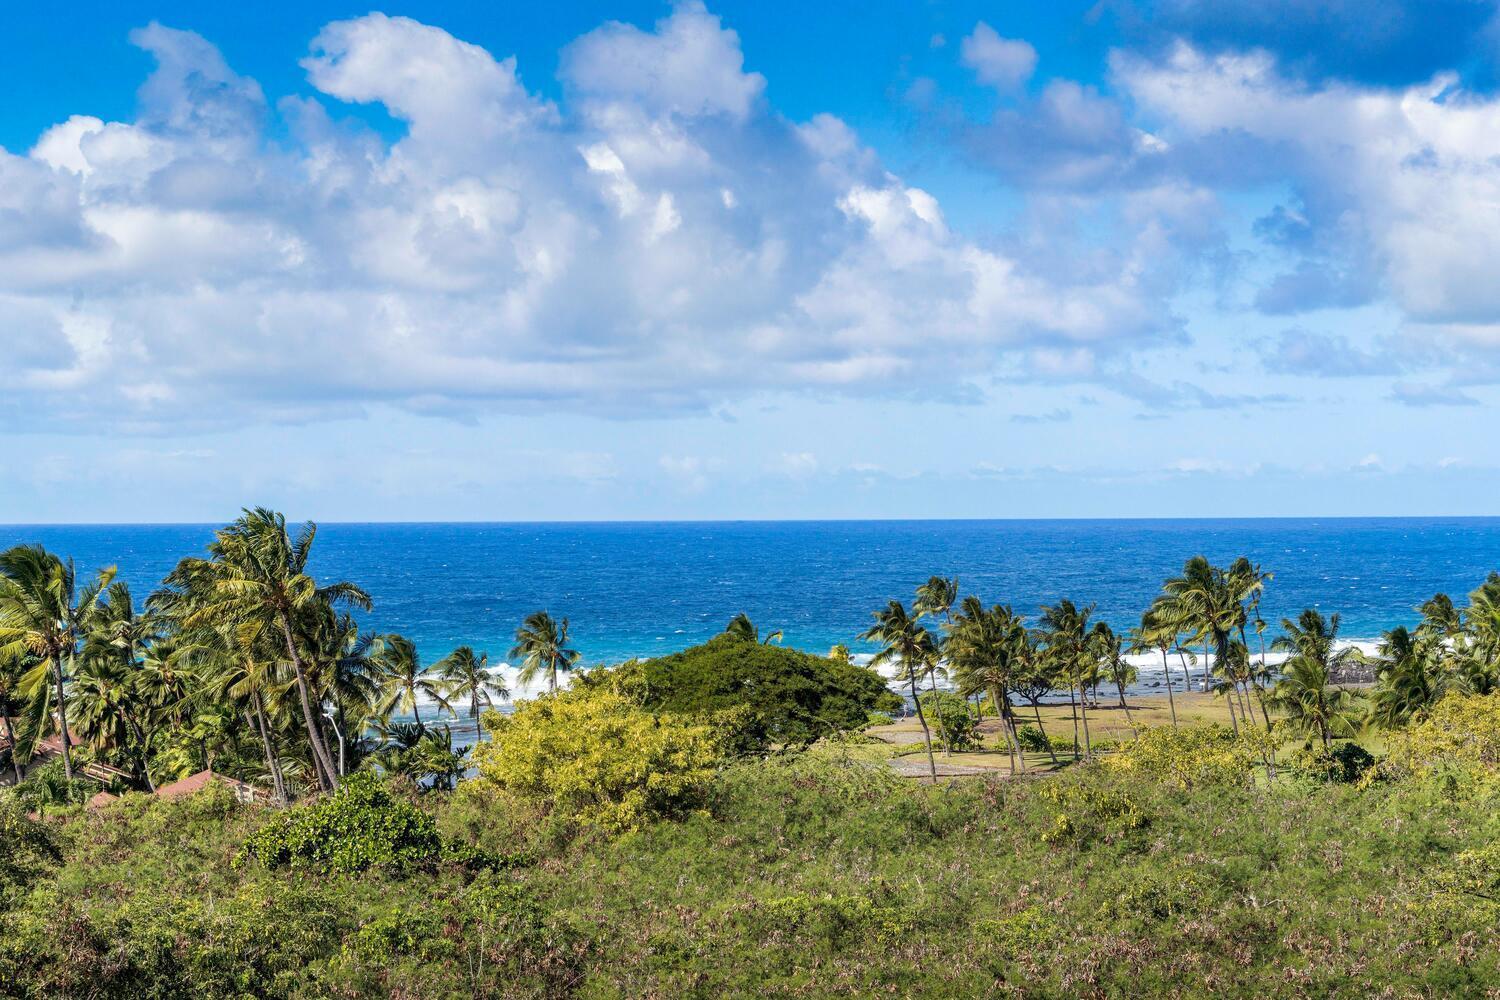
[1093, 622, 1137, 724]
[436, 646, 507, 739]
[510, 611, 581, 694]
[1161, 556, 1240, 693]
[0, 545, 115, 781]
[162, 508, 370, 791]
[1268, 609, 1362, 748]
[914, 577, 959, 747]
[374, 634, 450, 729]
[861, 600, 939, 783]
[1132, 603, 1178, 728]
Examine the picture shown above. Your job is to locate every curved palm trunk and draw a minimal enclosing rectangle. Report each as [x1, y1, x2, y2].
[1078, 682, 1092, 757]
[278, 614, 339, 792]
[472, 695, 484, 741]
[1160, 647, 1178, 728]
[1067, 684, 1080, 760]
[251, 694, 287, 806]
[908, 673, 937, 784]
[411, 689, 423, 729]
[127, 717, 156, 792]
[1030, 700, 1059, 765]
[1115, 680, 1135, 727]
[54, 657, 75, 782]
[2, 702, 22, 783]
[926, 668, 950, 757]
[1174, 649, 1193, 694]
[1202, 638, 1212, 693]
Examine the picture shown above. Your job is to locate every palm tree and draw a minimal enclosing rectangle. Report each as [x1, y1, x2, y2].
[164, 508, 370, 791]
[1093, 622, 1137, 724]
[1268, 609, 1362, 748]
[946, 597, 1029, 773]
[68, 655, 155, 789]
[374, 634, 450, 728]
[1366, 625, 1447, 728]
[1161, 556, 1239, 693]
[861, 600, 939, 783]
[510, 611, 581, 694]
[915, 577, 959, 750]
[0, 545, 115, 781]
[1040, 599, 1094, 758]
[437, 646, 507, 739]
[0, 648, 27, 782]
[1132, 603, 1178, 728]
[724, 613, 782, 645]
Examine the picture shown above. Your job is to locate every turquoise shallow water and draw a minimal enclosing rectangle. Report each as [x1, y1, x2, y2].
[2, 518, 1498, 665]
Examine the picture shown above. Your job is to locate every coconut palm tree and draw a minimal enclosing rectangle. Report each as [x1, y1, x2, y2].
[724, 613, 783, 645]
[861, 600, 939, 783]
[164, 508, 369, 791]
[374, 634, 450, 729]
[1161, 556, 1240, 693]
[68, 654, 155, 789]
[1366, 625, 1448, 728]
[915, 577, 959, 747]
[510, 611, 581, 694]
[1040, 599, 1094, 758]
[1093, 622, 1137, 724]
[0, 648, 27, 782]
[1268, 608, 1362, 748]
[0, 545, 115, 781]
[946, 597, 1029, 773]
[1132, 603, 1178, 729]
[437, 646, 507, 739]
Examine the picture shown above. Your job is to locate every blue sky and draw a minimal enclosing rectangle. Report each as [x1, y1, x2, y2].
[4, 1, 1500, 522]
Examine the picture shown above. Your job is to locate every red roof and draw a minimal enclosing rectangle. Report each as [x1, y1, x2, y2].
[154, 770, 259, 802]
[86, 791, 118, 810]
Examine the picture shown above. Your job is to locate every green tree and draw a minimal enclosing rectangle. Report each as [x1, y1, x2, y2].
[1040, 599, 1094, 758]
[1092, 622, 1137, 723]
[509, 611, 580, 694]
[1367, 625, 1448, 728]
[437, 646, 507, 740]
[1269, 609, 1362, 748]
[375, 634, 450, 729]
[163, 508, 370, 791]
[0, 545, 115, 781]
[861, 600, 939, 783]
[1131, 603, 1179, 729]
[945, 597, 1029, 773]
[724, 612, 783, 645]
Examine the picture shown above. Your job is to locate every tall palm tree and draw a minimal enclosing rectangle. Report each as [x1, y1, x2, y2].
[374, 634, 450, 728]
[915, 577, 959, 749]
[861, 600, 939, 783]
[437, 646, 507, 739]
[724, 613, 783, 645]
[1092, 622, 1137, 724]
[68, 655, 155, 789]
[510, 611, 581, 694]
[1040, 599, 1094, 758]
[0, 648, 27, 782]
[0, 545, 115, 781]
[1132, 603, 1178, 728]
[946, 597, 1028, 773]
[1366, 625, 1447, 728]
[164, 508, 369, 791]
[1268, 608, 1362, 748]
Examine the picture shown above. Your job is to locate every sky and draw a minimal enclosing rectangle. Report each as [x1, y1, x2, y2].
[4, 0, 1500, 522]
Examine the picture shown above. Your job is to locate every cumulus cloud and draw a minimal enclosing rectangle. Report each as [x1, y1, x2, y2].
[1257, 329, 1399, 377]
[960, 23, 1037, 92]
[0, 5, 1178, 433]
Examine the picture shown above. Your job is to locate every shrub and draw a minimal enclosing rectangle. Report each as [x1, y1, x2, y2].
[919, 690, 980, 751]
[1384, 692, 1500, 780]
[473, 688, 723, 832]
[1289, 741, 1377, 784]
[1099, 724, 1262, 790]
[1039, 777, 1149, 846]
[1016, 724, 1071, 753]
[238, 773, 492, 874]
[627, 634, 901, 750]
[0, 800, 60, 904]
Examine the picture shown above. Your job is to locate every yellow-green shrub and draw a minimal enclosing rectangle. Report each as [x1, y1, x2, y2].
[1384, 692, 1500, 780]
[472, 689, 722, 832]
[1098, 724, 1270, 790]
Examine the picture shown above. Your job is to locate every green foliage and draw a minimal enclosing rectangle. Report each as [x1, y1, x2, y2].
[237, 772, 491, 874]
[1433, 841, 1500, 901]
[753, 890, 917, 950]
[1384, 691, 1500, 780]
[473, 687, 722, 832]
[1288, 740, 1377, 784]
[1039, 775, 1150, 845]
[1100, 723, 1266, 790]
[1016, 723, 1072, 753]
[0, 800, 60, 904]
[632, 633, 899, 750]
[918, 690, 980, 750]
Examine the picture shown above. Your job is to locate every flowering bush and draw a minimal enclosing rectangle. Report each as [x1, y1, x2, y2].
[1098, 724, 1268, 790]
[1384, 692, 1500, 780]
[473, 688, 723, 832]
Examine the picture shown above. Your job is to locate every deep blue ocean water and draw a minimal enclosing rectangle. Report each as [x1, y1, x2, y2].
[3, 519, 1499, 665]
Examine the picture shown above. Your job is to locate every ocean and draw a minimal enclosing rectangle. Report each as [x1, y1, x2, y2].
[3, 518, 1498, 668]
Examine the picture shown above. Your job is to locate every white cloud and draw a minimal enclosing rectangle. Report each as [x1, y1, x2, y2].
[960, 23, 1038, 92]
[1, 6, 1175, 433]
